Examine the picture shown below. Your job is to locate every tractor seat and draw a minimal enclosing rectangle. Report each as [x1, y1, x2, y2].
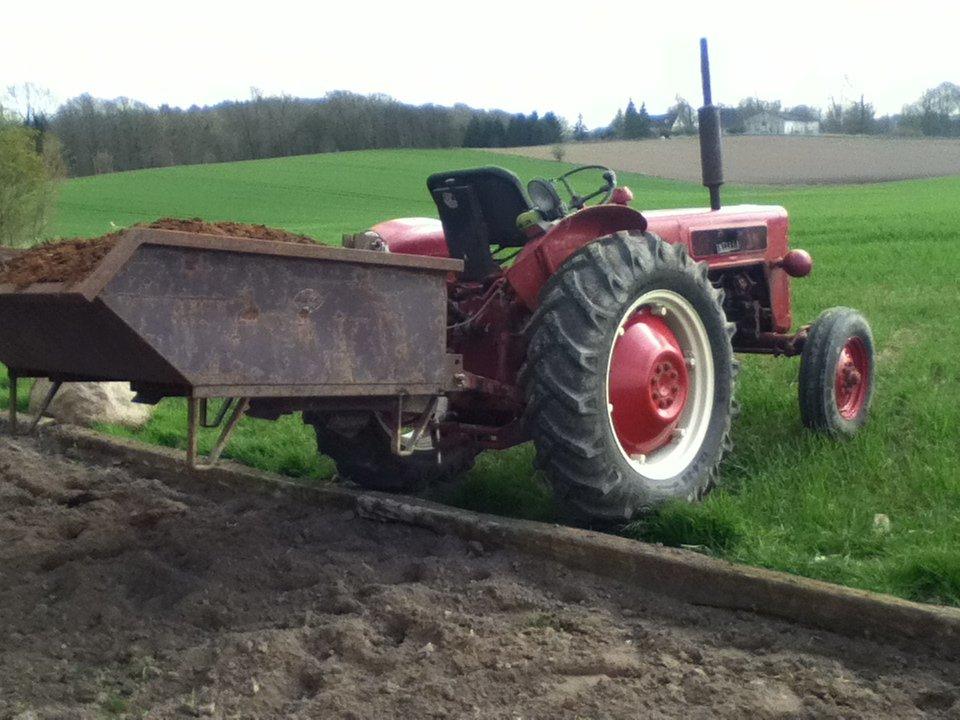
[427, 166, 532, 280]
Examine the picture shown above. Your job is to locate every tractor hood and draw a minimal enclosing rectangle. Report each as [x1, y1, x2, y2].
[642, 204, 788, 247]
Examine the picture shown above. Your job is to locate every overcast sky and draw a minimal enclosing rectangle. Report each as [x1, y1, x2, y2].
[4, 0, 957, 127]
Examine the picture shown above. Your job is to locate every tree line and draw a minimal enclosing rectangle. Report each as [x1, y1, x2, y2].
[4, 79, 959, 179]
[596, 83, 960, 140]
[17, 90, 571, 177]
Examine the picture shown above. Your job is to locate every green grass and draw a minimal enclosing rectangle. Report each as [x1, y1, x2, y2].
[98, 398, 333, 479]
[22, 147, 960, 606]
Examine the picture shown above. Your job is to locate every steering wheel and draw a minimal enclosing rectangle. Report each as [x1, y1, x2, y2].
[557, 165, 618, 210]
[526, 165, 618, 221]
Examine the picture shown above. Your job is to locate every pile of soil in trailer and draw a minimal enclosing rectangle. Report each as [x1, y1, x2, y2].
[0, 219, 318, 288]
[2, 435, 960, 719]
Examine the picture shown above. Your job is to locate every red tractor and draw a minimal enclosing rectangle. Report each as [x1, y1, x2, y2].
[316, 39, 875, 520]
[0, 40, 873, 523]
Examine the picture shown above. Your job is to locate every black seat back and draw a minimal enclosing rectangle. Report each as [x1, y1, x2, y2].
[427, 166, 532, 280]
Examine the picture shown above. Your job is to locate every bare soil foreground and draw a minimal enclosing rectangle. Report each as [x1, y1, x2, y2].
[2, 437, 959, 719]
[496, 135, 960, 184]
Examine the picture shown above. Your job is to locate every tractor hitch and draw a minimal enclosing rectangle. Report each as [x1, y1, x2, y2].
[735, 328, 809, 357]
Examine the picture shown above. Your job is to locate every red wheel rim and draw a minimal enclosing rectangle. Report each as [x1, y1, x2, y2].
[608, 310, 689, 456]
[835, 337, 869, 420]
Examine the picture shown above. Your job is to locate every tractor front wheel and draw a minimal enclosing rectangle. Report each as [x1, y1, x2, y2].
[521, 232, 737, 522]
[798, 307, 874, 436]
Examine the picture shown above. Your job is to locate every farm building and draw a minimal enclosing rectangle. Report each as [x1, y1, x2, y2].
[650, 107, 740, 136]
[745, 111, 821, 135]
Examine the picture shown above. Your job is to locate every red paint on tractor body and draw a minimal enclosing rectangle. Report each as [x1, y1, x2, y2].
[645, 205, 793, 332]
[506, 205, 647, 309]
[505, 203, 795, 333]
[611, 186, 635, 205]
[608, 310, 689, 456]
[781, 248, 813, 277]
[372, 217, 448, 257]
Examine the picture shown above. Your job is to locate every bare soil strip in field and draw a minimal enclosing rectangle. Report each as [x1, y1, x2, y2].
[2, 438, 959, 718]
[496, 135, 960, 185]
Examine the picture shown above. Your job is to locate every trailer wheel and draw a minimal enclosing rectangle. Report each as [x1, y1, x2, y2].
[798, 307, 874, 436]
[306, 411, 476, 493]
[521, 232, 736, 522]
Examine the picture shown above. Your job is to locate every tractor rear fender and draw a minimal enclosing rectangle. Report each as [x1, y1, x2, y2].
[371, 217, 449, 258]
[506, 205, 648, 310]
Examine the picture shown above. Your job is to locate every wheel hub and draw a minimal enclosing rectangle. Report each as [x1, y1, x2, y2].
[835, 337, 869, 420]
[608, 310, 689, 456]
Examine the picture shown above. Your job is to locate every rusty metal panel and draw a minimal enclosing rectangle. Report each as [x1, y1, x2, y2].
[0, 229, 462, 398]
[99, 238, 457, 395]
[0, 293, 186, 384]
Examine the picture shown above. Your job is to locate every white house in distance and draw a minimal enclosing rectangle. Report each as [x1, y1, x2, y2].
[744, 111, 821, 135]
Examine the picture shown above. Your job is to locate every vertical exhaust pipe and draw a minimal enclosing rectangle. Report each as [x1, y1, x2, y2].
[698, 38, 723, 211]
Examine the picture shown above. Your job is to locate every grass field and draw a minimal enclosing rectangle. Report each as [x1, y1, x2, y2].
[11, 148, 960, 606]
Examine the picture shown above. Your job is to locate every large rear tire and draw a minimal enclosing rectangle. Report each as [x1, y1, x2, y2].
[305, 411, 477, 493]
[521, 232, 736, 522]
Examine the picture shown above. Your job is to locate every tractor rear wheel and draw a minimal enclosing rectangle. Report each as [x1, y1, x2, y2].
[798, 307, 874, 436]
[306, 410, 477, 493]
[521, 232, 736, 522]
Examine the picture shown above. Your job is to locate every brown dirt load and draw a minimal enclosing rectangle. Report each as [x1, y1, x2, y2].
[0, 234, 122, 289]
[0, 219, 318, 289]
[145, 218, 318, 245]
[1, 436, 958, 719]
[497, 135, 960, 185]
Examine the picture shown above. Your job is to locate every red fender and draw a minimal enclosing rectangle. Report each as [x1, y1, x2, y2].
[371, 217, 448, 257]
[506, 205, 648, 309]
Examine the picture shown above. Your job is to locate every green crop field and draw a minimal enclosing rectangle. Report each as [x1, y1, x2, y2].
[6, 148, 960, 606]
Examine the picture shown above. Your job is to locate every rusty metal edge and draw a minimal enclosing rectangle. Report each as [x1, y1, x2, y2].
[24, 419, 960, 660]
[191, 382, 457, 399]
[76, 233, 144, 301]
[0, 235, 143, 301]
[126, 227, 464, 273]
[0, 227, 464, 298]
[0, 283, 84, 297]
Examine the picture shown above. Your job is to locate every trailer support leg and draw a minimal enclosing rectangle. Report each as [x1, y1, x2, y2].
[187, 397, 200, 467]
[205, 397, 249, 466]
[376, 395, 439, 457]
[187, 396, 250, 470]
[28, 380, 62, 434]
[8, 372, 17, 435]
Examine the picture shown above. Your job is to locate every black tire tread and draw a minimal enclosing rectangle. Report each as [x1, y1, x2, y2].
[798, 306, 874, 436]
[308, 418, 476, 493]
[520, 231, 736, 521]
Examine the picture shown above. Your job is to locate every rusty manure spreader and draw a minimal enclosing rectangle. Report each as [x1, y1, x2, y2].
[0, 40, 874, 522]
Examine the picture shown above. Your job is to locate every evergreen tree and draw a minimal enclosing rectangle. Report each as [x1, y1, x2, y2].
[609, 109, 625, 138]
[638, 102, 651, 137]
[540, 112, 564, 144]
[572, 113, 587, 141]
[623, 98, 651, 139]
